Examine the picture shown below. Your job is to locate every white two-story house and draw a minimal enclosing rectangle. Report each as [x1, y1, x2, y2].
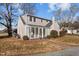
[17, 14, 60, 39]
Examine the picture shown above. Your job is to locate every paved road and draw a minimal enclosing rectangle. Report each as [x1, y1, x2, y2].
[35, 47, 79, 56]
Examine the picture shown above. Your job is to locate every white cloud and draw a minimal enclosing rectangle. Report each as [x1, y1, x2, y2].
[13, 3, 20, 8]
[39, 3, 43, 5]
[59, 3, 71, 11]
[48, 3, 58, 12]
[18, 9, 23, 15]
[48, 3, 71, 12]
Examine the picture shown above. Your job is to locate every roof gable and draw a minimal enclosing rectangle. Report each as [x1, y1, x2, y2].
[20, 16, 26, 25]
[20, 14, 52, 27]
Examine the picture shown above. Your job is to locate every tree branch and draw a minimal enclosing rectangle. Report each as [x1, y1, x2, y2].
[0, 22, 7, 28]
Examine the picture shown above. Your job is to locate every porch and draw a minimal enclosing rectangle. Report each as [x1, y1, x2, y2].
[26, 26, 49, 39]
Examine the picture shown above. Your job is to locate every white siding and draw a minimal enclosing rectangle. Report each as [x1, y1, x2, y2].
[67, 30, 77, 34]
[17, 17, 26, 39]
[50, 17, 60, 36]
[17, 15, 60, 39]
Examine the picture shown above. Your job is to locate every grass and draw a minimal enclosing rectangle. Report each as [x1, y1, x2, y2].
[56, 35, 79, 44]
[0, 34, 79, 55]
[0, 37, 58, 55]
[0, 33, 9, 39]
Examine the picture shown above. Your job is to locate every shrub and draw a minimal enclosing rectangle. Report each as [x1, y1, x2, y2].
[13, 29, 17, 33]
[50, 30, 58, 38]
[60, 31, 64, 37]
[46, 35, 51, 39]
[23, 36, 29, 40]
[64, 30, 67, 33]
[60, 29, 67, 37]
[16, 34, 20, 39]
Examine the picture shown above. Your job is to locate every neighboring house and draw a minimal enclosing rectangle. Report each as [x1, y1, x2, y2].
[17, 14, 60, 39]
[67, 29, 79, 34]
[0, 26, 7, 33]
[0, 26, 6, 31]
[63, 27, 79, 35]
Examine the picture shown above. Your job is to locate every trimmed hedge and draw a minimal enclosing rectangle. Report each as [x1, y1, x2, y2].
[23, 36, 29, 40]
[50, 30, 58, 38]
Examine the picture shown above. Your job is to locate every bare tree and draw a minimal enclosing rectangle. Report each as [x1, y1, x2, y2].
[69, 3, 79, 22]
[59, 4, 79, 28]
[20, 3, 36, 15]
[54, 8, 62, 20]
[0, 3, 19, 36]
[0, 3, 36, 37]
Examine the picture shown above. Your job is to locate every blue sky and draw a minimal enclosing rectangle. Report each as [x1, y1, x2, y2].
[0, 3, 79, 20]
[0, 3, 79, 29]
[34, 3, 79, 20]
[35, 3, 53, 20]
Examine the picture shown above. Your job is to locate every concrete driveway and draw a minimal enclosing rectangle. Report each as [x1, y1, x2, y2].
[35, 47, 79, 56]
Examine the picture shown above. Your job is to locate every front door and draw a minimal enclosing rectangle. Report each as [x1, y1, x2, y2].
[30, 27, 34, 39]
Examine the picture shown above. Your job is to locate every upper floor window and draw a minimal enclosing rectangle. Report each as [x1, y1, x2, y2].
[46, 20, 48, 22]
[41, 19, 43, 22]
[30, 16, 32, 21]
[34, 17, 36, 22]
[77, 30, 79, 33]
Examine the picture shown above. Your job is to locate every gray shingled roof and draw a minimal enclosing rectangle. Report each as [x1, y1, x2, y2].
[20, 14, 52, 27]
[27, 15, 51, 22]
